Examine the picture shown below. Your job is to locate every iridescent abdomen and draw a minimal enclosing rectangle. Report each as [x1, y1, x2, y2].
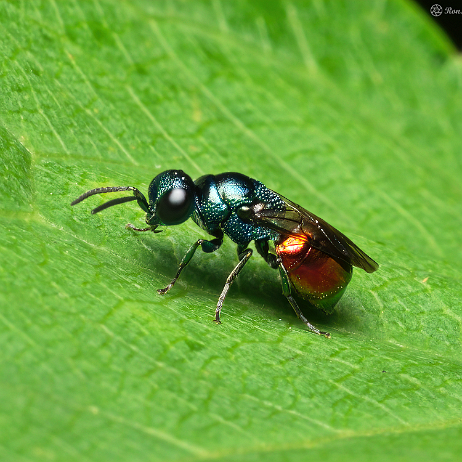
[275, 235, 353, 313]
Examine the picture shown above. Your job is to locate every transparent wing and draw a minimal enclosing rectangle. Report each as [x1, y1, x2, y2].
[250, 192, 379, 273]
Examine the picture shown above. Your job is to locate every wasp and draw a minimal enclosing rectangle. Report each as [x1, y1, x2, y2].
[71, 170, 378, 337]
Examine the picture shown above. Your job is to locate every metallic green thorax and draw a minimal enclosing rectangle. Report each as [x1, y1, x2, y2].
[191, 172, 284, 245]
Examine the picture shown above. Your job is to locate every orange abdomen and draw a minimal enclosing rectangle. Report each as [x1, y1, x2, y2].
[275, 236, 353, 313]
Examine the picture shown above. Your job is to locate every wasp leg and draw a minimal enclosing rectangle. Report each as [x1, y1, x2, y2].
[256, 239, 330, 337]
[214, 246, 253, 324]
[278, 263, 331, 338]
[158, 231, 223, 295]
[126, 223, 161, 233]
[255, 239, 278, 268]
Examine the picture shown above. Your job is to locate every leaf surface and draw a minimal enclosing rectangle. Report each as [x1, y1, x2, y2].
[1, 1, 462, 461]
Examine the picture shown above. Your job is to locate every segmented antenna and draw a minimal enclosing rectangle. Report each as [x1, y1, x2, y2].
[71, 186, 150, 215]
[70, 186, 138, 206]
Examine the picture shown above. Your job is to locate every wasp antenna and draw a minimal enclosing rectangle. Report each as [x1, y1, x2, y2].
[70, 186, 135, 206]
[91, 196, 138, 214]
[71, 185, 151, 215]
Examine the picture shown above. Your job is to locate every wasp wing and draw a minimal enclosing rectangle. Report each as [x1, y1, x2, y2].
[251, 193, 379, 273]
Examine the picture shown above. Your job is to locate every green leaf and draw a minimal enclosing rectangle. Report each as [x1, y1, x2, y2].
[1, 1, 462, 461]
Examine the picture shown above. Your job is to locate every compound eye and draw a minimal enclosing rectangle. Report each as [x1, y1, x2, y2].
[156, 188, 194, 225]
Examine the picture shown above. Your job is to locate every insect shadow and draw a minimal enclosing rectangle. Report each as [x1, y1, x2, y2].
[131, 232, 340, 332]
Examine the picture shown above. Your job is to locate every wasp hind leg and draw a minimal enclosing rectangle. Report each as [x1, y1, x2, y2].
[278, 264, 331, 338]
[255, 239, 329, 337]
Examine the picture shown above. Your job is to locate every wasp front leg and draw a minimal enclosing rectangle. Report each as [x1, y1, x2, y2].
[158, 230, 224, 295]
